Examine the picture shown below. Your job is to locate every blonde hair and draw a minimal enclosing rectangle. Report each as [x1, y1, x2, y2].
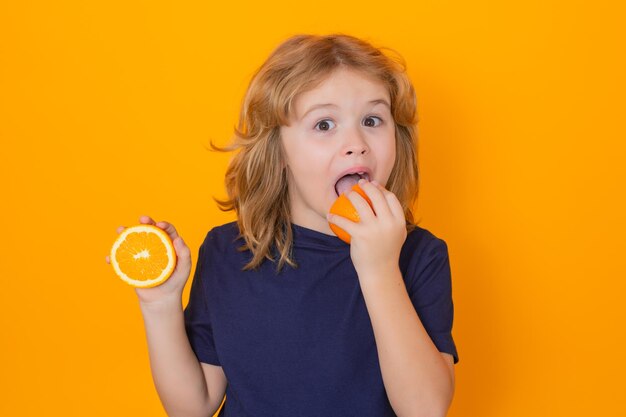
[215, 34, 419, 271]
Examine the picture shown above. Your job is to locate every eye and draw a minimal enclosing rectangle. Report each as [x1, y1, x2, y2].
[314, 119, 336, 131]
[363, 116, 383, 127]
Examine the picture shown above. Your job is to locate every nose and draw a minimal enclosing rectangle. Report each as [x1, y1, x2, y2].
[342, 129, 369, 156]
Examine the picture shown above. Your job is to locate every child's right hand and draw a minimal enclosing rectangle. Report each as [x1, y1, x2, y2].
[105, 215, 192, 305]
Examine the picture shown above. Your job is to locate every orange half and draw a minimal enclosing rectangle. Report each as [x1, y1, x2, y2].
[328, 184, 373, 244]
[110, 224, 177, 288]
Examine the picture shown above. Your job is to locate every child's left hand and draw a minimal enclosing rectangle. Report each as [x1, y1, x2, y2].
[327, 179, 407, 278]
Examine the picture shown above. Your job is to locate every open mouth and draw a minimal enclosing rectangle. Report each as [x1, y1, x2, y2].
[334, 172, 371, 196]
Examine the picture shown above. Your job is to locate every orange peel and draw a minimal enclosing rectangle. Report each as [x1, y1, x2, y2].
[328, 184, 373, 244]
[110, 224, 176, 288]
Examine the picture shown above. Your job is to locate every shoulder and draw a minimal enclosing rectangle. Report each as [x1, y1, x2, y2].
[195, 221, 248, 267]
[399, 225, 451, 286]
[401, 225, 449, 263]
[200, 222, 243, 259]
[200, 221, 242, 251]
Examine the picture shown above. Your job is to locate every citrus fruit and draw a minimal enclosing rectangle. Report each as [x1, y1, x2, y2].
[110, 224, 177, 288]
[329, 184, 373, 244]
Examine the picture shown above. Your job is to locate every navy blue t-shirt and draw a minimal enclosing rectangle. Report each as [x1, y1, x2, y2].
[184, 221, 458, 417]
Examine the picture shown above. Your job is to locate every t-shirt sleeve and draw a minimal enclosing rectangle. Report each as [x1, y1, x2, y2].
[184, 239, 221, 366]
[405, 236, 459, 364]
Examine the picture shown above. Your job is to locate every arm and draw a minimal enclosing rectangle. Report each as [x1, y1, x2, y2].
[327, 181, 455, 417]
[108, 216, 227, 417]
[140, 296, 227, 417]
[358, 267, 454, 417]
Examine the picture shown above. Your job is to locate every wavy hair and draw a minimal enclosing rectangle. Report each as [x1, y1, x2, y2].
[214, 34, 419, 271]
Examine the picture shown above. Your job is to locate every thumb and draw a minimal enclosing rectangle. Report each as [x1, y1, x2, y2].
[173, 237, 191, 269]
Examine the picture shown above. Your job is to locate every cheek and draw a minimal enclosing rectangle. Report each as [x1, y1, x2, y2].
[376, 134, 397, 171]
[280, 127, 305, 166]
[385, 149, 397, 179]
[281, 130, 323, 166]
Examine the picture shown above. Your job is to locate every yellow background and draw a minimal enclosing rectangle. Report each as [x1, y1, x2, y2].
[1, 1, 624, 416]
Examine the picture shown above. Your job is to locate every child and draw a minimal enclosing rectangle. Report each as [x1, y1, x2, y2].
[110, 34, 458, 417]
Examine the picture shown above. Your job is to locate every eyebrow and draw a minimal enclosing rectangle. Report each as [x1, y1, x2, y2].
[299, 99, 391, 120]
[368, 99, 391, 109]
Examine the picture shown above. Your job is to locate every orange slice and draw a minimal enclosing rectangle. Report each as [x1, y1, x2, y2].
[328, 184, 373, 244]
[110, 224, 177, 288]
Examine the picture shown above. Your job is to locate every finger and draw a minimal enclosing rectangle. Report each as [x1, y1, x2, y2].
[347, 190, 375, 221]
[371, 179, 383, 188]
[371, 180, 405, 220]
[172, 236, 191, 272]
[327, 212, 358, 235]
[155, 221, 180, 240]
[358, 180, 392, 218]
[385, 191, 406, 220]
[105, 255, 110, 264]
[139, 215, 156, 225]
[116, 226, 125, 234]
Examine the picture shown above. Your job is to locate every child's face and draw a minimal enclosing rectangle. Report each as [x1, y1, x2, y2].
[280, 67, 396, 235]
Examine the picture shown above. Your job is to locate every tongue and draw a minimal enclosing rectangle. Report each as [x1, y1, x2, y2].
[335, 174, 361, 196]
